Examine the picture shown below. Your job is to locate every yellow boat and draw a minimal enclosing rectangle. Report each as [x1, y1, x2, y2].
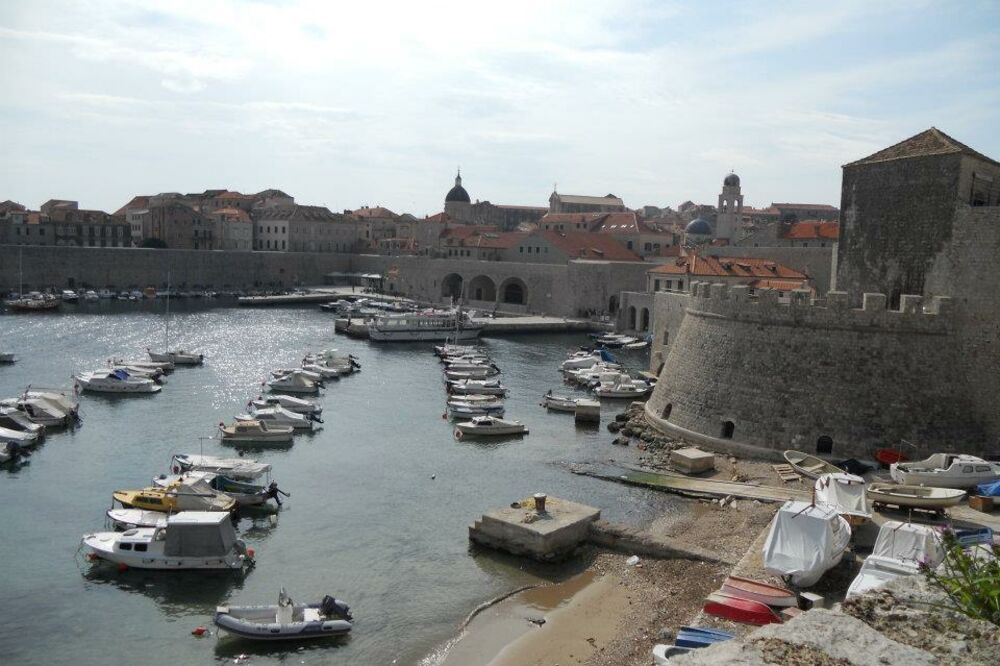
[112, 480, 235, 513]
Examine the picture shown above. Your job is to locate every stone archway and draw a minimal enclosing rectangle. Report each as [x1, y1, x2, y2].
[467, 275, 497, 302]
[499, 277, 528, 305]
[627, 306, 636, 329]
[640, 307, 650, 332]
[608, 295, 619, 314]
[441, 273, 464, 299]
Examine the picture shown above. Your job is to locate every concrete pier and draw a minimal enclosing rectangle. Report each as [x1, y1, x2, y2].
[469, 496, 601, 562]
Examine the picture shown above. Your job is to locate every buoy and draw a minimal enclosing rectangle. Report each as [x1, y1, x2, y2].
[117, 562, 128, 573]
[191, 626, 207, 637]
[86, 553, 98, 561]
[246, 548, 256, 559]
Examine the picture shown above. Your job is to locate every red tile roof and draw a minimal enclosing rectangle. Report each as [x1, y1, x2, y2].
[466, 232, 527, 249]
[212, 207, 252, 222]
[541, 211, 644, 234]
[113, 196, 150, 216]
[535, 230, 642, 261]
[781, 220, 839, 240]
[750, 279, 811, 291]
[440, 225, 498, 240]
[648, 254, 808, 280]
[425, 212, 451, 223]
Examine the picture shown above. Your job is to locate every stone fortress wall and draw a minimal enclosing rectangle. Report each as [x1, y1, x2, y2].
[644, 130, 1000, 460]
[642, 281, 988, 459]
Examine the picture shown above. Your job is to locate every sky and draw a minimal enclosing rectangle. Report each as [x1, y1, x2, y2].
[1, 0, 999, 216]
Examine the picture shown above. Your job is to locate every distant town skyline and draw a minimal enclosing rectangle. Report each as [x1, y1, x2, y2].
[1, 0, 998, 215]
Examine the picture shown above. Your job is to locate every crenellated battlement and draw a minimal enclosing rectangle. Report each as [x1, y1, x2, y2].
[685, 281, 952, 334]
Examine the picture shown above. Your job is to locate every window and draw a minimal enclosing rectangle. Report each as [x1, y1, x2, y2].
[721, 421, 735, 439]
[662, 330, 669, 344]
[678, 279, 684, 289]
[626, 241, 633, 249]
[644, 243, 652, 251]
[119, 543, 133, 551]
[654, 279, 661, 291]
[134, 543, 148, 552]
[816, 436, 833, 454]
[662, 403, 672, 420]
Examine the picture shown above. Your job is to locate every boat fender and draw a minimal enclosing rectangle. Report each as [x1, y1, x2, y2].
[191, 626, 207, 637]
[246, 548, 255, 559]
[454, 429, 463, 440]
[173, 466, 180, 474]
[117, 562, 128, 573]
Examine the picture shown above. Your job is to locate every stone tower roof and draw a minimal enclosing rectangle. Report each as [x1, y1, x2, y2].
[845, 127, 1000, 168]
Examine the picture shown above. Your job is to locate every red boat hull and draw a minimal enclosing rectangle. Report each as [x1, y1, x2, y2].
[875, 448, 908, 465]
[704, 592, 782, 625]
[721, 576, 797, 608]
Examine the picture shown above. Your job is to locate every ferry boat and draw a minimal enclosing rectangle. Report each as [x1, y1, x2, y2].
[368, 310, 482, 342]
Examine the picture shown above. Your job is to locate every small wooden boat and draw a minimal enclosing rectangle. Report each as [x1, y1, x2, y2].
[219, 420, 295, 445]
[652, 644, 691, 665]
[874, 448, 908, 466]
[703, 591, 782, 625]
[113, 480, 236, 513]
[720, 576, 797, 608]
[783, 450, 841, 479]
[867, 482, 965, 509]
[541, 392, 578, 412]
[674, 626, 734, 648]
[106, 508, 166, 529]
[214, 590, 352, 641]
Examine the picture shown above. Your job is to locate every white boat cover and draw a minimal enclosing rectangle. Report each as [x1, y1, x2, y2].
[763, 501, 852, 587]
[814, 473, 870, 518]
[871, 521, 943, 566]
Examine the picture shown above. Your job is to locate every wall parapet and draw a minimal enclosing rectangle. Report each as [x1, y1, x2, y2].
[687, 281, 952, 334]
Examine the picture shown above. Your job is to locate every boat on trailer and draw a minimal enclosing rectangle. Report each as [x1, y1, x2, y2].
[890, 453, 1000, 489]
[214, 589, 352, 641]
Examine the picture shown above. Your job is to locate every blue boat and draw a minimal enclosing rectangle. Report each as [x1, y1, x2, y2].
[675, 626, 735, 648]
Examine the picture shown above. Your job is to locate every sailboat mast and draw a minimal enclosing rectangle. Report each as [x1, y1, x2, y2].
[165, 269, 170, 351]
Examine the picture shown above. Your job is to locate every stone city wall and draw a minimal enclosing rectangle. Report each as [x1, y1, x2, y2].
[0, 244, 351, 291]
[644, 281, 992, 459]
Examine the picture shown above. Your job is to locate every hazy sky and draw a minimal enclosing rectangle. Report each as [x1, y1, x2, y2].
[2, 0, 998, 216]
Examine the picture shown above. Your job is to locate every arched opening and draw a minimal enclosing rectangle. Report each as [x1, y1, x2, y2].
[627, 306, 636, 329]
[441, 273, 464, 299]
[721, 421, 735, 439]
[816, 436, 833, 454]
[608, 295, 619, 314]
[640, 308, 650, 332]
[662, 330, 669, 345]
[662, 403, 672, 420]
[467, 275, 496, 302]
[499, 277, 527, 305]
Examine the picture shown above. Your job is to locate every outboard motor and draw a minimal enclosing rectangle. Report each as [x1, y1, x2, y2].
[320, 595, 352, 621]
[309, 413, 324, 424]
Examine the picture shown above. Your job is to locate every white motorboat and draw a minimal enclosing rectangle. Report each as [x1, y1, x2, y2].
[560, 349, 619, 371]
[83, 290, 99, 301]
[866, 483, 966, 509]
[303, 349, 360, 373]
[0, 409, 46, 439]
[153, 471, 284, 507]
[814, 473, 871, 524]
[762, 500, 851, 587]
[444, 367, 500, 381]
[434, 343, 483, 357]
[441, 355, 492, 366]
[219, 420, 295, 445]
[81, 511, 254, 570]
[148, 349, 204, 366]
[447, 379, 507, 396]
[541, 392, 579, 412]
[97, 289, 114, 299]
[75, 369, 161, 394]
[0, 352, 15, 364]
[214, 589, 352, 641]
[846, 521, 945, 599]
[61, 290, 79, 302]
[236, 406, 315, 431]
[301, 363, 342, 380]
[592, 333, 639, 348]
[565, 364, 624, 386]
[171, 454, 271, 481]
[1, 441, 24, 464]
[250, 395, 322, 417]
[454, 415, 528, 437]
[890, 453, 1000, 489]
[272, 368, 325, 384]
[0, 398, 72, 427]
[106, 508, 167, 530]
[110, 364, 165, 383]
[267, 372, 319, 395]
[448, 403, 505, 419]
[113, 358, 174, 372]
[0, 424, 41, 448]
[369, 309, 482, 342]
[593, 378, 653, 399]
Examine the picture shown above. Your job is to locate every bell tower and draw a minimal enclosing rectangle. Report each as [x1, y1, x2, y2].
[716, 172, 743, 242]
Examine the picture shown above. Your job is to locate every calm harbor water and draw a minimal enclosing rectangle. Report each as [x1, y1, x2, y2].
[0, 302, 675, 666]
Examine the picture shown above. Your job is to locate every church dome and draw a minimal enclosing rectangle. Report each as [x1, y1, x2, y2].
[724, 173, 740, 187]
[685, 218, 712, 236]
[445, 183, 470, 203]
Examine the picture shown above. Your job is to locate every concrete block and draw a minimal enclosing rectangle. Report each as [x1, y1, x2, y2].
[670, 446, 716, 474]
[709, 282, 726, 300]
[862, 292, 887, 311]
[730, 284, 750, 302]
[927, 295, 953, 315]
[574, 399, 600, 423]
[469, 496, 601, 562]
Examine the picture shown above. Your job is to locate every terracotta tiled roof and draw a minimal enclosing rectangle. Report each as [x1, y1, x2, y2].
[0, 200, 26, 214]
[781, 220, 839, 240]
[113, 196, 151, 216]
[466, 232, 527, 249]
[542, 211, 644, 234]
[257, 205, 341, 222]
[535, 230, 642, 261]
[425, 212, 451, 223]
[844, 127, 1000, 168]
[352, 206, 398, 219]
[213, 207, 252, 222]
[552, 193, 625, 207]
[648, 254, 808, 279]
[440, 225, 498, 240]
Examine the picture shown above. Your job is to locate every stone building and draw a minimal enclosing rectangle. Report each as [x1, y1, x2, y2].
[256, 205, 351, 252]
[715, 173, 744, 242]
[548, 191, 626, 214]
[638, 128, 1000, 460]
[442, 171, 547, 230]
[771, 202, 839, 222]
[147, 202, 215, 249]
[208, 208, 253, 251]
[737, 219, 839, 248]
